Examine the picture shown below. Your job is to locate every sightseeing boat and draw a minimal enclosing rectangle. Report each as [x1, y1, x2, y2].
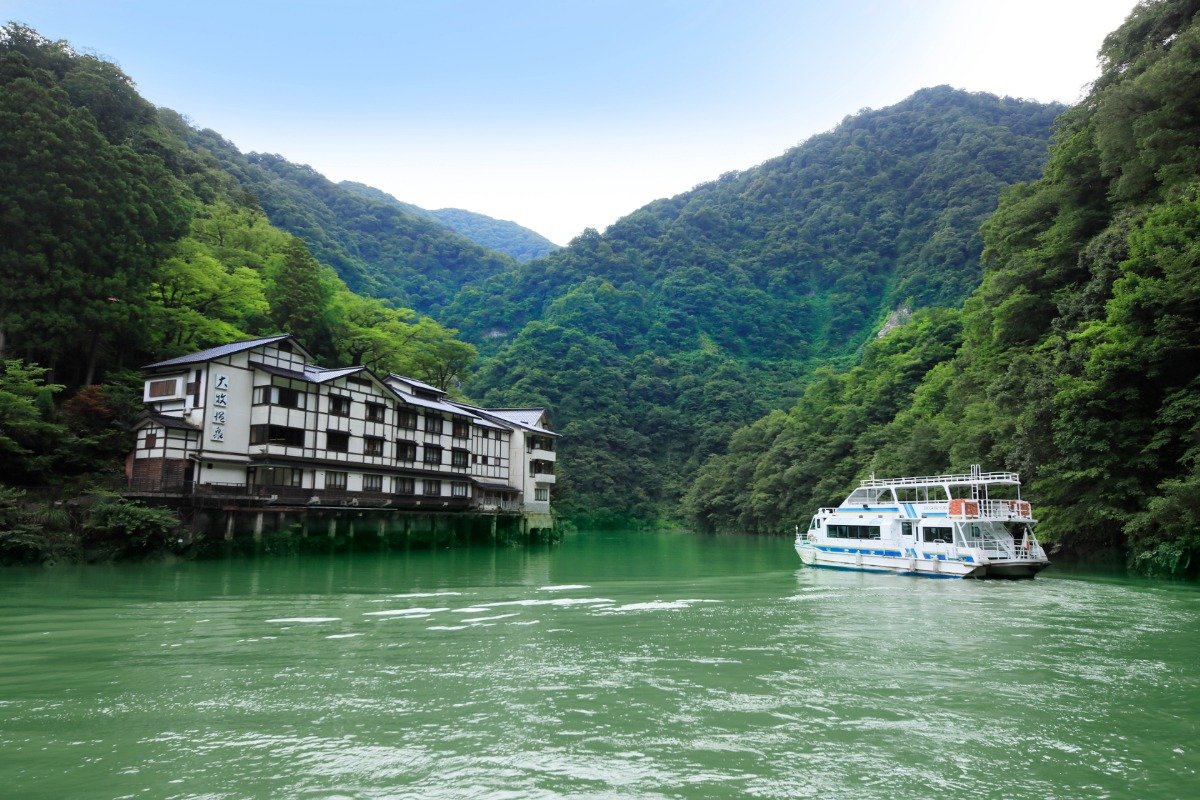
[795, 465, 1049, 578]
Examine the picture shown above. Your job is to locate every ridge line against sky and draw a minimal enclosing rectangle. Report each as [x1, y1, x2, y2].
[7, 0, 1139, 245]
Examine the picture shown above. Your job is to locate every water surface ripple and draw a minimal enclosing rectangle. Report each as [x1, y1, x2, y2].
[1, 531, 1196, 799]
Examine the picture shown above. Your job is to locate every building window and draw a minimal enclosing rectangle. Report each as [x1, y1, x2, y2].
[366, 403, 386, 423]
[362, 474, 383, 492]
[325, 471, 347, 489]
[423, 479, 441, 496]
[535, 487, 549, 502]
[329, 395, 351, 416]
[144, 430, 159, 449]
[148, 379, 177, 398]
[424, 414, 443, 434]
[423, 445, 442, 465]
[326, 430, 350, 452]
[451, 481, 469, 497]
[396, 440, 417, 461]
[481, 455, 489, 465]
[248, 467, 302, 487]
[397, 409, 417, 430]
[393, 477, 415, 495]
[451, 448, 469, 468]
[252, 385, 306, 409]
[364, 436, 385, 457]
[250, 425, 305, 447]
[452, 420, 470, 439]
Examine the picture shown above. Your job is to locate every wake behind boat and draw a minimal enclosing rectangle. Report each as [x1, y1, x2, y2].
[795, 465, 1049, 578]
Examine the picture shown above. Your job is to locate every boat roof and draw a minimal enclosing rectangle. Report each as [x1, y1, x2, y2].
[857, 468, 1021, 489]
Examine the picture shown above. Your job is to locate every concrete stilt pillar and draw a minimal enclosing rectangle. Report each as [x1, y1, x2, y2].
[253, 512, 264, 542]
[224, 513, 234, 541]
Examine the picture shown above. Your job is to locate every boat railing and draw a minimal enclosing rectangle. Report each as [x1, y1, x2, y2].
[961, 534, 1047, 561]
[859, 471, 1021, 489]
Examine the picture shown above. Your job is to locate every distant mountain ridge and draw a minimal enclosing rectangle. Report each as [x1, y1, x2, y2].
[451, 86, 1065, 522]
[340, 181, 560, 262]
[166, 122, 517, 313]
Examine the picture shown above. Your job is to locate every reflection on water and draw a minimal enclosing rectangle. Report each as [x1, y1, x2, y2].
[1, 531, 1197, 799]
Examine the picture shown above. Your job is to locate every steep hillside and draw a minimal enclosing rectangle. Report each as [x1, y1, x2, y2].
[341, 181, 559, 261]
[0, 23, 473, 492]
[455, 87, 1063, 522]
[171, 129, 516, 312]
[685, 0, 1200, 576]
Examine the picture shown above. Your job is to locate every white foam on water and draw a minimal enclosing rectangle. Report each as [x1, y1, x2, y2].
[385, 591, 463, 599]
[427, 624, 469, 631]
[266, 617, 341, 623]
[363, 607, 450, 617]
[449, 606, 491, 614]
[462, 613, 521, 623]
[325, 633, 363, 639]
[599, 599, 722, 613]
[537, 584, 591, 591]
[509, 620, 540, 626]
[478, 597, 615, 609]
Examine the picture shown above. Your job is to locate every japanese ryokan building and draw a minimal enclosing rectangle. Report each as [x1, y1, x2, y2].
[128, 334, 557, 528]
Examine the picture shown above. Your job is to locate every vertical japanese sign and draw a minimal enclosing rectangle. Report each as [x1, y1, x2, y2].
[212, 373, 230, 442]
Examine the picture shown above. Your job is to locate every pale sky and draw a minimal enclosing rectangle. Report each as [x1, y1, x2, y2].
[7, 0, 1140, 244]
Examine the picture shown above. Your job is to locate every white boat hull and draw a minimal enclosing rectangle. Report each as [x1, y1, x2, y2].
[796, 540, 991, 578]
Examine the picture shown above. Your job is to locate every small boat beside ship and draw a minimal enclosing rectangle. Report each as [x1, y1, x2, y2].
[795, 465, 1049, 578]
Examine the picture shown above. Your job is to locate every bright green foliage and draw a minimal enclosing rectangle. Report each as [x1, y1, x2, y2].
[687, 0, 1200, 576]
[0, 360, 68, 484]
[84, 496, 182, 554]
[460, 88, 1060, 519]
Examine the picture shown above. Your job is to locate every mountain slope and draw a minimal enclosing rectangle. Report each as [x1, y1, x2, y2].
[171, 128, 516, 312]
[453, 87, 1063, 521]
[684, 0, 1200, 576]
[340, 181, 559, 262]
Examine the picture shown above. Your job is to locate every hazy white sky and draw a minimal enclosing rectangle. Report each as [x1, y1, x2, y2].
[8, 0, 1140, 244]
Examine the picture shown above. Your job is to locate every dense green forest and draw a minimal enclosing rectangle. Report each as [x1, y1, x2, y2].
[454, 87, 1061, 523]
[340, 181, 560, 262]
[0, 23, 475, 562]
[684, 0, 1200, 577]
[169, 129, 517, 313]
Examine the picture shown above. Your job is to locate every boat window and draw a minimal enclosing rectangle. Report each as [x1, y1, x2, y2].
[922, 526, 953, 544]
[846, 487, 891, 505]
[827, 524, 881, 540]
[901, 522, 913, 537]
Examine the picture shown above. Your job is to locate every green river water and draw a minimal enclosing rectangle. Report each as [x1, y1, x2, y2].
[1, 530, 1197, 799]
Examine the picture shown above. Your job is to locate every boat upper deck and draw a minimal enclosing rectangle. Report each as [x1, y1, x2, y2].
[857, 469, 1021, 490]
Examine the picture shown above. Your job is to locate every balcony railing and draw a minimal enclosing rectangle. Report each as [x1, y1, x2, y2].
[130, 479, 513, 512]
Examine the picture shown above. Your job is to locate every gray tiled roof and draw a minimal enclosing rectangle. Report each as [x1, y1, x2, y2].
[486, 408, 558, 435]
[135, 410, 202, 431]
[143, 335, 294, 369]
[387, 373, 446, 396]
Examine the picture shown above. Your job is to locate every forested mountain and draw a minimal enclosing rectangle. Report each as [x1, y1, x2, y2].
[0, 23, 475, 558]
[340, 181, 560, 262]
[168, 128, 517, 313]
[455, 87, 1062, 523]
[685, 0, 1200, 577]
